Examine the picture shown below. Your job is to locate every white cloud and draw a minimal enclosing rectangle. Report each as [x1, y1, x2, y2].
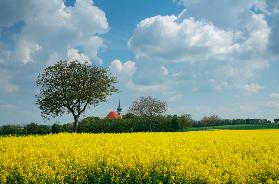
[67, 48, 89, 64]
[128, 6, 272, 95]
[129, 15, 240, 62]
[175, 0, 278, 58]
[15, 40, 41, 64]
[0, 0, 108, 64]
[0, 0, 33, 27]
[110, 59, 168, 93]
[243, 83, 264, 95]
[160, 66, 169, 76]
[110, 59, 136, 77]
[175, 0, 258, 29]
[129, 11, 270, 63]
[68, 0, 108, 35]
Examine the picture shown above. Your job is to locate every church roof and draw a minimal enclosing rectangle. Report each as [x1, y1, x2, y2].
[105, 111, 122, 119]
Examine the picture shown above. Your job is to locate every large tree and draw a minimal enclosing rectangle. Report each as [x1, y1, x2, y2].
[128, 96, 167, 131]
[201, 114, 222, 127]
[36, 60, 118, 131]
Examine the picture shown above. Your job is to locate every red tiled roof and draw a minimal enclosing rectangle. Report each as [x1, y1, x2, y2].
[105, 111, 122, 119]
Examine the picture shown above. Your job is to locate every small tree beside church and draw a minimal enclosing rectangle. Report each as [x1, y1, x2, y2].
[128, 96, 167, 131]
[36, 60, 118, 132]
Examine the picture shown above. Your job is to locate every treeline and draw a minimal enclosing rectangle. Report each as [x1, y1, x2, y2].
[0, 115, 275, 135]
[193, 118, 273, 127]
[0, 115, 192, 135]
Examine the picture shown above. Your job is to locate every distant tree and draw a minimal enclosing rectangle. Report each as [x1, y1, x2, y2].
[128, 96, 167, 131]
[201, 115, 222, 127]
[25, 123, 52, 134]
[171, 115, 179, 131]
[36, 60, 118, 132]
[26, 122, 38, 134]
[178, 114, 192, 131]
[122, 113, 135, 119]
[0, 125, 22, 135]
[51, 123, 63, 134]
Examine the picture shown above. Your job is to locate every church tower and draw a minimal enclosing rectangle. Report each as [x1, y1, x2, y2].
[117, 99, 122, 115]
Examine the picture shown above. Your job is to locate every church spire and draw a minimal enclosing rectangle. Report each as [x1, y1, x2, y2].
[117, 99, 122, 114]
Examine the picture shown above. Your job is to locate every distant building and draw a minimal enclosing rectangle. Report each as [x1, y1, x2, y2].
[105, 100, 122, 119]
[105, 111, 122, 119]
[274, 119, 279, 124]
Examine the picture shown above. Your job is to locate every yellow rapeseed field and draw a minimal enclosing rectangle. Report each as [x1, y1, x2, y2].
[0, 130, 279, 183]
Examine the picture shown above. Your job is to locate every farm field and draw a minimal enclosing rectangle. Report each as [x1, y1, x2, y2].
[1, 130, 279, 183]
[187, 124, 279, 131]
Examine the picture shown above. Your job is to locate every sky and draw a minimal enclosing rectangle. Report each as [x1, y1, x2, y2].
[0, 0, 279, 124]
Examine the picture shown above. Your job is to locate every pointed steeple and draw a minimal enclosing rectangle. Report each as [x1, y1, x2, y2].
[117, 99, 122, 114]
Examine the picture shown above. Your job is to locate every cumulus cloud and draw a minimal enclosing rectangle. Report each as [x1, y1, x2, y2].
[174, 0, 278, 58]
[175, 0, 258, 29]
[128, 2, 273, 95]
[67, 48, 89, 64]
[0, 0, 108, 64]
[0, 0, 33, 27]
[129, 15, 241, 62]
[110, 59, 168, 93]
[129, 12, 269, 63]
[15, 40, 41, 64]
[110, 59, 136, 77]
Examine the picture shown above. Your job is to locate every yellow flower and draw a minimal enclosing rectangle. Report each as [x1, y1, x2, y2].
[0, 130, 279, 183]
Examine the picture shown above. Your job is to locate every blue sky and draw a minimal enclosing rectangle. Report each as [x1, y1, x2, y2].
[0, 0, 279, 124]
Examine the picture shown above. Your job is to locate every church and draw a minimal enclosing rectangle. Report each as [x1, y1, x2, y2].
[105, 100, 122, 119]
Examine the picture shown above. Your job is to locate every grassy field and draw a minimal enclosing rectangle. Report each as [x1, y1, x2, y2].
[1, 130, 279, 183]
[187, 124, 279, 131]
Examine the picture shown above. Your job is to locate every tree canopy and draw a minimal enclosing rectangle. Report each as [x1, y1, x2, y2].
[201, 115, 222, 127]
[128, 96, 167, 117]
[36, 60, 118, 131]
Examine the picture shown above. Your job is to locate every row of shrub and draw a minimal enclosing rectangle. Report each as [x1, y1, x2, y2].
[0, 115, 192, 135]
[0, 115, 275, 135]
[192, 118, 272, 127]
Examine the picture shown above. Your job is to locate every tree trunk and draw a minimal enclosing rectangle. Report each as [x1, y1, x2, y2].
[73, 115, 79, 132]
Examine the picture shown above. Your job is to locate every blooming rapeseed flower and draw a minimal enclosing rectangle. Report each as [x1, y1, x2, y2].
[0, 130, 279, 183]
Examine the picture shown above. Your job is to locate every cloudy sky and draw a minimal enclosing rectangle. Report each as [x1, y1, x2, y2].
[0, 0, 279, 124]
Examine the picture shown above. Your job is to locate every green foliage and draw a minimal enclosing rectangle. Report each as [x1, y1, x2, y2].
[192, 118, 273, 127]
[201, 115, 222, 127]
[122, 113, 135, 119]
[0, 125, 23, 135]
[36, 60, 118, 131]
[1, 116, 277, 136]
[128, 96, 167, 117]
[128, 96, 168, 131]
[26, 122, 50, 134]
[75, 115, 192, 133]
[178, 114, 192, 131]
